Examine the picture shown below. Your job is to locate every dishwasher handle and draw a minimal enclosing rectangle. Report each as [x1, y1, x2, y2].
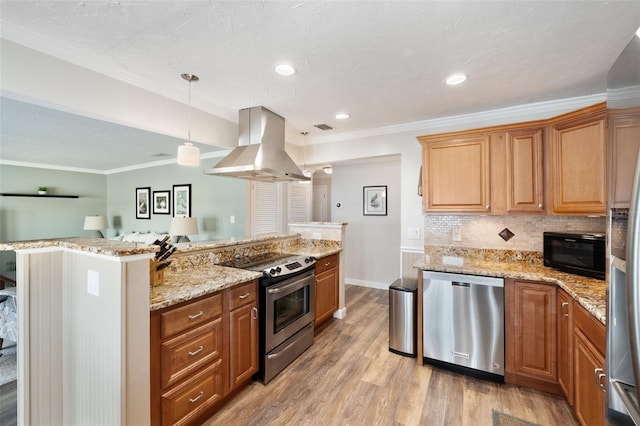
[452, 281, 471, 288]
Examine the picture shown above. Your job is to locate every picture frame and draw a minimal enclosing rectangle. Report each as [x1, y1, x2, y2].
[152, 190, 171, 215]
[135, 187, 151, 219]
[363, 185, 387, 216]
[173, 184, 191, 217]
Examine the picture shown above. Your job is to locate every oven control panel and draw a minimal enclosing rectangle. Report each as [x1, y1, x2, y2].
[267, 256, 315, 277]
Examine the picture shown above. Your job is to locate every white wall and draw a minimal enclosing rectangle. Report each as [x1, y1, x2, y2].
[330, 158, 401, 288]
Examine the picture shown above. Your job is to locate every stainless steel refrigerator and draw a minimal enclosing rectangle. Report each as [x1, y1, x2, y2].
[607, 29, 640, 425]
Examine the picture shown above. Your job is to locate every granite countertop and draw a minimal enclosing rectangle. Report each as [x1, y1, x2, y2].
[0, 237, 157, 257]
[415, 254, 606, 324]
[150, 265, 263, 311]
[150, 246, 341, 311]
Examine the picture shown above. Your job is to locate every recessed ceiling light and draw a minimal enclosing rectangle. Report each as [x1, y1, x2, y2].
[445, 73, 467, 85]
[335, 113, 350, 120]
[274, 63, 296, 76]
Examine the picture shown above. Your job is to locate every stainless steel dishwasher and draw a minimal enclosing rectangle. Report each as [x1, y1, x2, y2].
[422, 270, 504, 380]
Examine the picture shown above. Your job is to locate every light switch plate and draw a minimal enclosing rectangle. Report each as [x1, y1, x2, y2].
[408, 227, 421, 240]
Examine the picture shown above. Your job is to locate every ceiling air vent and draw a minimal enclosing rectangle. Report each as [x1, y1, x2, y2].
[314, 123, 333, 131]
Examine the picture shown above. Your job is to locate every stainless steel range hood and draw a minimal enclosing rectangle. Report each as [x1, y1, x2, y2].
[205, 106, 309, 181]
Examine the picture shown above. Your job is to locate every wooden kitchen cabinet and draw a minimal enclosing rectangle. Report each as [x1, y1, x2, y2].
[228, 281, 259, 390]
[505, 279, 561, 394]
[150, 280, 259, 426]
[573, 302, 606, 426]
[550, 105, 607, 215]
[505, 128, 545, 213]
[419, 134, 491, 212]
[315, 253, 339, 328]
[557, 288, 574, 405]
[609, 107, 640, 208]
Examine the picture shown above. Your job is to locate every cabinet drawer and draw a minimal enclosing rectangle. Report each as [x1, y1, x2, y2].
[228, 281, 257, 311]
[161, 318, 223, 389]
[161, 359, 223, 426]
[161, 293, 222, 339]
[315, 253, 338, 274]
[574, 302, 605, 355]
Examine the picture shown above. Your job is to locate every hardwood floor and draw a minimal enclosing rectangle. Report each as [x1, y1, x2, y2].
[204, 285, 577, 426]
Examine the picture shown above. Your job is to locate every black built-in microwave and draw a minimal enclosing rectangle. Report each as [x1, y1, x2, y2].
[543, 231, 605, 280]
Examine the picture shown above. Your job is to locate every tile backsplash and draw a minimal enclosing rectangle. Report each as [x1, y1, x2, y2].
[424, 215, 606, 252]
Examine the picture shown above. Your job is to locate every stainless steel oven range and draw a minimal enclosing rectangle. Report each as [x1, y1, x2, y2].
[222, 252, 316, 384]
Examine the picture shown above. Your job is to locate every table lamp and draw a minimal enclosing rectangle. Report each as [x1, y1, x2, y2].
[170, 217, 198, 243]
[83, 215, 108, 238]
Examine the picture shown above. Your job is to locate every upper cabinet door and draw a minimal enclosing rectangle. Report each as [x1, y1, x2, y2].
[421, 135, 491, 212]
[609, 108, 640, 208]
[506, 128, 545, 213]
[551, 111, 607, 215]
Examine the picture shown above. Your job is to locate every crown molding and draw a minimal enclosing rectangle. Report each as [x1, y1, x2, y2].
[311, 93, 606, 144]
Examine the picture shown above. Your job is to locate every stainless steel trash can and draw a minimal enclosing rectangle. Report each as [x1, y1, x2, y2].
[389, 277, 417, 357]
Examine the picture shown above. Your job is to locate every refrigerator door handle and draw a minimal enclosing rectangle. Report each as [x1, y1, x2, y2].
[627, 149, 640, 405]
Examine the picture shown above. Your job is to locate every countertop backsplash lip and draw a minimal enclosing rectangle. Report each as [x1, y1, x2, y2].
[416, 245, 605, 325]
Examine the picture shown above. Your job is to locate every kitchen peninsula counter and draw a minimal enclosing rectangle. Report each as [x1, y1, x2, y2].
[415, 250, 605, 324]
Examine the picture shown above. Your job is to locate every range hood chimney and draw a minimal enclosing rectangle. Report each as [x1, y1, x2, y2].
[205, 106, 309, 182]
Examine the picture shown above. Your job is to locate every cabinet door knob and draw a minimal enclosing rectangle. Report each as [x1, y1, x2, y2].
[486, 205, 490, 210]
[538, 203, 543, 209]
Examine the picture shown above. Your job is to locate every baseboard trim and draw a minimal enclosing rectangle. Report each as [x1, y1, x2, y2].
[332, 308, 347, 319]
[345, 278, 390, 290]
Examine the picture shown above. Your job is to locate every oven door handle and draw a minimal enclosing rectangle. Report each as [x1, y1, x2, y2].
[266, 276, 312, 295]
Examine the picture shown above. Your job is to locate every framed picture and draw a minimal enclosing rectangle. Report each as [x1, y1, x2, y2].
[363, 185, 387, 216]
[135, 187, 151, 219]
[173, 184, 191, 217]
[152, 190, 171, 215]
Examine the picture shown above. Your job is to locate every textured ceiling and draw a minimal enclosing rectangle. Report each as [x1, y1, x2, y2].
[0, 1, 639, 171]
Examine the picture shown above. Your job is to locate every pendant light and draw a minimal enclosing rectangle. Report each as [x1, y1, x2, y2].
[177, 73, 200, 167]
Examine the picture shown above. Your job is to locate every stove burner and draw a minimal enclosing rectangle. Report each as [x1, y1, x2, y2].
[220, 252, 316, 280]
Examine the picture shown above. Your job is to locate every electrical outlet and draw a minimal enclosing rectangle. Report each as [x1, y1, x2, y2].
[452, 227, 462, 242]
[312, 232, 322, 239]
[87, 270, 100, 297]
[230, 215, 235, 224]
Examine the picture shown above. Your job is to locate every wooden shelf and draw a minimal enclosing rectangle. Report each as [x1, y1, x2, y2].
[1, 193, 79, 199]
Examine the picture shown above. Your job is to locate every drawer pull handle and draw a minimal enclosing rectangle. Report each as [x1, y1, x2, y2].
[252, 307, 258, 320]
[239, 293, 251, 299]
[189, 391, 204, 404]
[188, 311, 204, 320]
[561, 302, 569, 316]
[189, 346, 204, 357]
[325, 262, 330, 267]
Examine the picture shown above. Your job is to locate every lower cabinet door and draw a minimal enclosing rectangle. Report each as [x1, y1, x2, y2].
[574, 328, 605, 426]
[229, 303, 258, 389]
[315, 268, 338, 327]
[161, 359, 223, 426]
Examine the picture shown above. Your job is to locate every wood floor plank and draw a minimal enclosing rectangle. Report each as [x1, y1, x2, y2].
[204, 285, 577, 426]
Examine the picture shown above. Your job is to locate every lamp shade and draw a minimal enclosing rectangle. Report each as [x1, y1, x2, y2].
[177, 142, 200, 166]
[170, 217, 198, 236]
[83, 215, 108, 230]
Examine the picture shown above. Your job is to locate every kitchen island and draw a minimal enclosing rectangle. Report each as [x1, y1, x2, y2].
[0, 232, 343, 426]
